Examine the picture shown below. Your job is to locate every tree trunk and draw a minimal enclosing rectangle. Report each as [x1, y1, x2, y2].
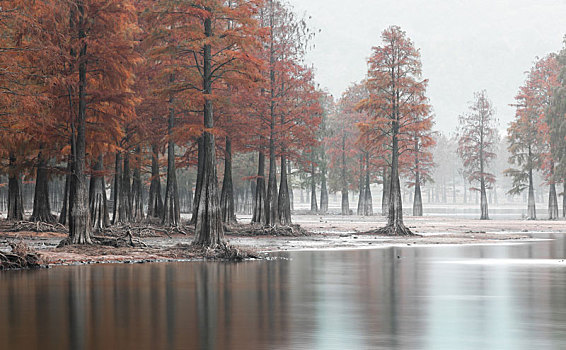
[320, 168, 328, 214]
[162, 95, 180, 227]
[319, 139, 328, 214]
[193, 16, 225, 247]
[147, 144, 163, 218]
[191, 137, 204, 225]
[252, 152, 267, 224]
[357, 154, 365, 215]
[7, 153, 23, 221]
[247, 180, 255, 215]
[363, 155, 372, 216]
[131, 147, 144, 222]
[413, 171, 423, 216]
[278, 155, 292, 225]
[341, 190, 349, 215]
[310, 161, 318, 213]
[563, 181, 566, 218]
[549, 183, 559, 220]
[68, 6, 92, 244]
[379, 110, 412, 235]
[266, 139, 278, 226]
[112, 152, 126, 224]
[480, 176, 489, 220]
[413, 142, 423, 217]
[287, 161, 294, 211]
[121, 150, 132, 222]
[58, 158, 72, 225]
[265, 4, 279, 227]
[381, 166, 390, 216]
[527, 167, 536, 220]
[220, 136, 236, 224]
[31, 151, 55, 222]
[341, 139, 350, 215]
[89, 155, 109, 231]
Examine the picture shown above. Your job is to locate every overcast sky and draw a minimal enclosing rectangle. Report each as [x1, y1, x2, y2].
[287, 0, 566, 134]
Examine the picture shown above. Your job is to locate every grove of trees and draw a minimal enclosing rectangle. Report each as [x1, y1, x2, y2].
[1, 0, 566, 253]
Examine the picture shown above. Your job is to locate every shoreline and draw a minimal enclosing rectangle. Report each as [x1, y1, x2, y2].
[1, 214, 564, 269]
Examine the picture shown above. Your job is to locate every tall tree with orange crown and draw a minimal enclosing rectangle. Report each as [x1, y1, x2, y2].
[154, 0, 264, 247]
[505, 56, 558, 220]
[358, 26, 430, 235]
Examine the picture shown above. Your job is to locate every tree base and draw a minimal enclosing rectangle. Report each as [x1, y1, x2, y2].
[187, 242, 259, 261]
[224, 223, 310, 237]
[7, 220, 68, 234]
[0, 241, 43, 270]
[367, 222, 415, 236]
[29, 213, 57, 224]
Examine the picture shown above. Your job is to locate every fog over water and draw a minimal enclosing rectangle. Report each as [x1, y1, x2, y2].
[288, 0, 566, 133]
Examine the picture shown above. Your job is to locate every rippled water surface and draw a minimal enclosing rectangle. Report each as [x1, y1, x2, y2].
[1, 234, 565, 350]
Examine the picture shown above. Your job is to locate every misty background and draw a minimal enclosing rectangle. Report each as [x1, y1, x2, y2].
[290, 0, 566, 133]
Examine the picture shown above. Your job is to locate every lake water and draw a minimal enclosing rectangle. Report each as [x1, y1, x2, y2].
[1, 233, 565, 350]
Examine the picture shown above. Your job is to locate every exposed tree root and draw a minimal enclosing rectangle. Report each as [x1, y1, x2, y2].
[176, 242, 260, 261]
[99, 223, 193, 238]
[29, 213, 57, 224]
[224, 223, 310, 237]
[0, 241, 43, 270]
[6, 220, 68, 234]
[365, 223, 416, 236]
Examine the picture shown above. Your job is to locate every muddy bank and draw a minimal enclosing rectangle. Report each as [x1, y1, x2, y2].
[1, 214, 563, 268]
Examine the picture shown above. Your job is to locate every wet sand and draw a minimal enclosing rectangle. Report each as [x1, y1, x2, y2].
[1, 214, 564, 267]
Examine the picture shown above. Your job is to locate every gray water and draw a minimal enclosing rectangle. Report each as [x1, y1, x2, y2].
[1, 234, 565, 350]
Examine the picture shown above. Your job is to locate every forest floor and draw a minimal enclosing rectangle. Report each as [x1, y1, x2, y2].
[1, 214, 564, 268]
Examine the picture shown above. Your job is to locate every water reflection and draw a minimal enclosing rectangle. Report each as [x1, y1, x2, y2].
[0, 234, 565, 349]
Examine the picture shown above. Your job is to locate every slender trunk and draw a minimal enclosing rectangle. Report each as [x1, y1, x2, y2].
[363, 154, 372, 216]
[59, 157, 72, 225]
[248, 179, 256, 215]
[357, 154, 365, 215]
[562, 181, 566, 218]
[381, 165, 390, 216]
[147, 144, 163, 218]
[549, 184, 559, 220]
[310, 161, 318, 213]
[162, 92, 180, 227]
[121, 150, 132, 222]
[278, 154, 292, 225]
[266, 134, 278, 225]
[287, 161, 294, 211]
[252, 151, 267, 224]
[89, 155, 109, 231]
[413, 142, 423, 217]
[68, 3, 92, 244]
[132, 147, 144, 222]
[266, 2, 279, 226]
[220, 136, 236, 224]
[413, 171, 423, 216]
[31, 151, 55, 222]
[320, 166, 328, 214]
[527, 166, 536, 220]
[7, 153, 23, 221]
[112, 152, 125, 224]
[193, 16, 224, 247]
[341, 137, 350, 215]
[480, 176, 489, 220]
[191, 137, 204, 225]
